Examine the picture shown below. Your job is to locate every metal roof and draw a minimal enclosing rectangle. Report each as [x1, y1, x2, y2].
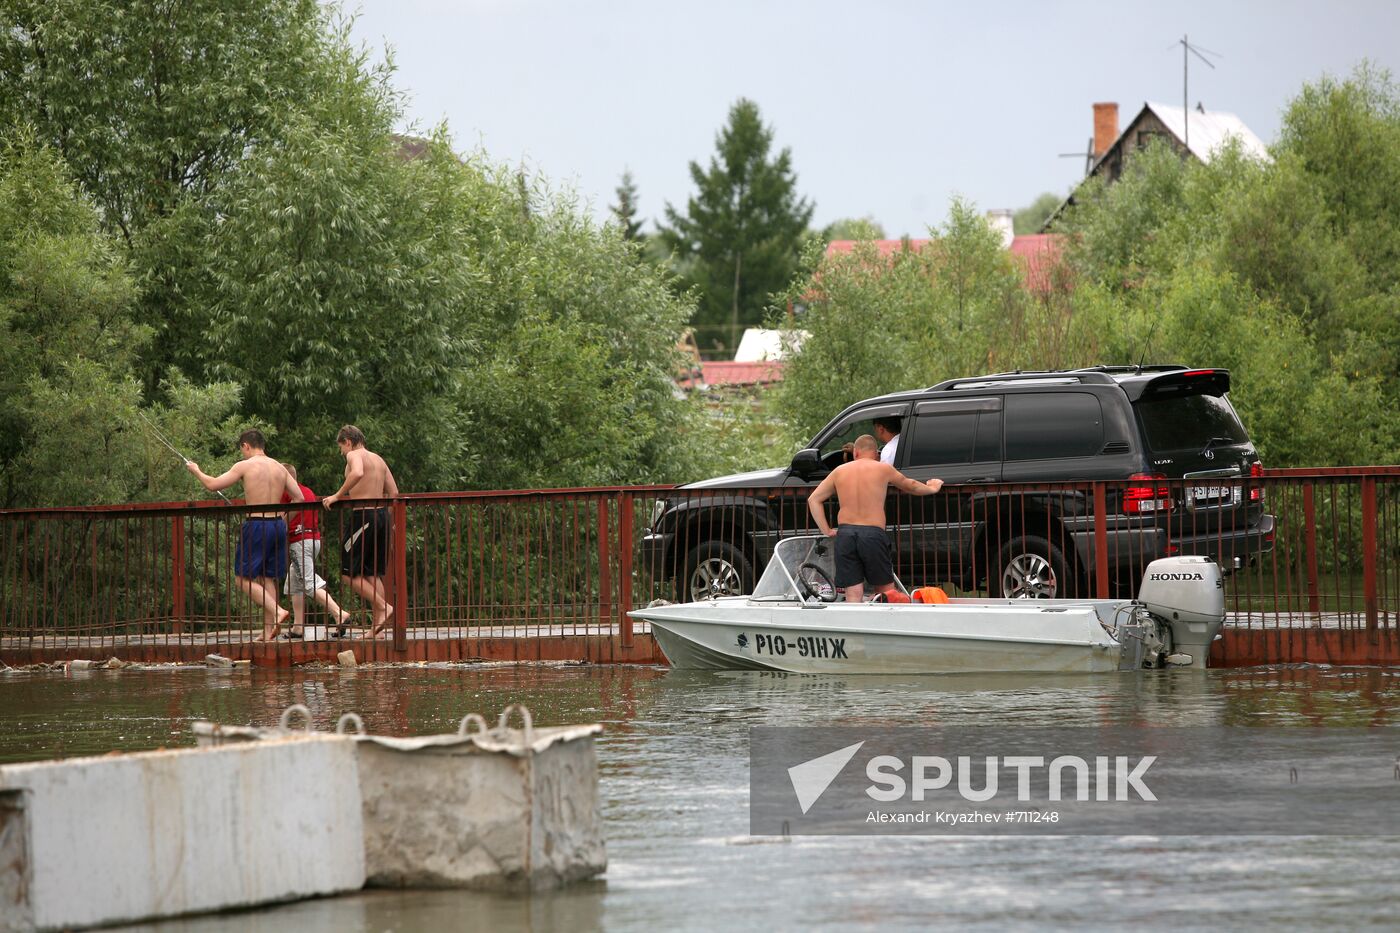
[1141, 101, 1271, 163]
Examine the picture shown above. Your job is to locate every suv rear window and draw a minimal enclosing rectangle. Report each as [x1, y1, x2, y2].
[1004, 393, 1103, 461]
[1134, 392, 1248, 452]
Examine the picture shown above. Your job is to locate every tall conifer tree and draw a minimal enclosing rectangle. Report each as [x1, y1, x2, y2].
[611, 169, 643, 240]
[659, 98, 813, 352]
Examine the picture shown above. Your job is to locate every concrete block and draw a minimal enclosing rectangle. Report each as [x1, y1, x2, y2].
[197, 706, 607, 892]
[38, 699, 614, 932]
[0, 735, 366, 931]
[337, 650, 357, 668]
[355, 708, 606, 891]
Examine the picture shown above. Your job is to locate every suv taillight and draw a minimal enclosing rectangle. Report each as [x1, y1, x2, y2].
[1249, 461, 1265, 502]
[1124, 473, 1172, 514]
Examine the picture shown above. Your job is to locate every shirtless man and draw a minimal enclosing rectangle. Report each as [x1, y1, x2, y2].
[187, 429, 303, 641]
[807, 435, 943, 603]
[323, 425, 399, 637]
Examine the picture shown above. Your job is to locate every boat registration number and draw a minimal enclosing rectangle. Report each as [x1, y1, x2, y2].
[748, 632, 849, 659]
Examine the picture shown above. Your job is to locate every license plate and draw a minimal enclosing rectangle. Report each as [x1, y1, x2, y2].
[1188, 485, 1240, 508]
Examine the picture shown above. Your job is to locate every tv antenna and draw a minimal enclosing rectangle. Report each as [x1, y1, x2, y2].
[1058, 137, 1096, 176]
[1174, 34, 1220, 153]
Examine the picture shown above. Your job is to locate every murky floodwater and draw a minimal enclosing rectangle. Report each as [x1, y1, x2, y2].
[3, 662, 1399, 931]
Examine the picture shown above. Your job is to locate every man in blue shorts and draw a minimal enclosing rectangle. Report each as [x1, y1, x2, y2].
[806, 434, 943, 602]
[187, 430, 303, 641]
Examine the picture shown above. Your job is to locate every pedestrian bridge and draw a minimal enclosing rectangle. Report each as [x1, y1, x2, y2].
[1, 469, 1396, 668]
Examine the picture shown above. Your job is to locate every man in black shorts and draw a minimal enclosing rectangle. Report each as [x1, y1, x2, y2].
[324, 425, 399, 638]
[342, 505, 390, 578]
[807, 434, 943, 602]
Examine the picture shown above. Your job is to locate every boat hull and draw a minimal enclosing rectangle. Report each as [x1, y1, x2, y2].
[635, 599, 1126, 675]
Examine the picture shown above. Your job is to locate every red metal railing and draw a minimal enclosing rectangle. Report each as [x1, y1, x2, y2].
[1, 471, 1397, 665]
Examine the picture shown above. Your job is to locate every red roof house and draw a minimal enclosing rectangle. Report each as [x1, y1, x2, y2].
[824, 233, 1066, 296]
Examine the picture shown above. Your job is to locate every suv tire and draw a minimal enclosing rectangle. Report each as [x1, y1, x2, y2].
[992, 534, 1070, 599]
[683, 541, 754, 601]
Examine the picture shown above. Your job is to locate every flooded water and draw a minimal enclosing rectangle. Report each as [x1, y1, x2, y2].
[3, 662, 1399, 931]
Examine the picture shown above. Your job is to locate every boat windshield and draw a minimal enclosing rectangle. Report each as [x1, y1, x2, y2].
[751, 535, 839, 601]
[751, 534, 911, 602]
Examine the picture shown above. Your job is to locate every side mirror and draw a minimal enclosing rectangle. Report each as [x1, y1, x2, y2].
[790, 448, 824, 480]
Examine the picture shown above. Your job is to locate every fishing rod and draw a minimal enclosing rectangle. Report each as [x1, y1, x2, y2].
[134, 409, 232, 503]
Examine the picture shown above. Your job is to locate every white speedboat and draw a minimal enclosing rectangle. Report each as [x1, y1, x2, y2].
[629, 535, 1225, 674]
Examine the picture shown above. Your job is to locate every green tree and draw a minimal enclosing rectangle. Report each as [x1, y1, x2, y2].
[188, 112, 471, 494]
[0, 0, 376, 398]
[0, 0, 328, 242]
[0, 134, 242, 506]
[1012, 192, 1062, 234]
[659, 98, 814, 354]
[448, 162, 697, 489]
[774, 199, 1031, 442]
[1278, 63, 1400, 296]
[0, 0, 712, 502]
[1274, 64, 1400, 385]
[923, 199, 1024, 352]
[610, 168, 644, 241]
[822, 216, 887, 241]
[1058, 92, 1400, 468]
[777, 65, 1400, 470]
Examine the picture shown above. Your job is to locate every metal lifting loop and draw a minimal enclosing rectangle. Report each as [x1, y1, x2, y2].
[457, 713, 489, 738]
[335, 713, 365, 735]
[279, 704, 314, 732]
[496, 704, 535, 748]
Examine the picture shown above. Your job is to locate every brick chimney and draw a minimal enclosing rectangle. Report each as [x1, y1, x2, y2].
[1092, 102, 1119, 157]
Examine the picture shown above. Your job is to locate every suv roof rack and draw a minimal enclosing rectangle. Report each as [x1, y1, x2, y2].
[1072, 364, 1188, 376]
[926, 364, 1191, 391]
[926, 370, 1118, 391]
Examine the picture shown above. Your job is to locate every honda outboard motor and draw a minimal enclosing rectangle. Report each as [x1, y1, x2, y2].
[1136, 556, 1225, 669]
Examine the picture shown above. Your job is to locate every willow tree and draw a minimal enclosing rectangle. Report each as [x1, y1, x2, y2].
[2, 0, 710, 496]
[0, 136, 244, 507]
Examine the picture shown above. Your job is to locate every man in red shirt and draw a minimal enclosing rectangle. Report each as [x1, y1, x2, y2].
[282, 465, 352, 639]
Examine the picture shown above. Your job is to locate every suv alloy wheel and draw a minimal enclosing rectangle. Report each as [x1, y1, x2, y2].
[683, 541, 754, 601]
[992, 534, 1071, 599]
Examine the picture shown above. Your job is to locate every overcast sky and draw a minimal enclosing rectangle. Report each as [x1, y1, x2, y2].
[347, 0, 1400, 239]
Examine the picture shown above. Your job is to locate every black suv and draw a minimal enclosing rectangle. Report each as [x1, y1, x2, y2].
[642, 365, 1275, 601]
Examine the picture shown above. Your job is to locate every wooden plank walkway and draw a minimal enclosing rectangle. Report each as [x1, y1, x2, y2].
[0, 622, 664, 667]
[3, 615, 1398, 669]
